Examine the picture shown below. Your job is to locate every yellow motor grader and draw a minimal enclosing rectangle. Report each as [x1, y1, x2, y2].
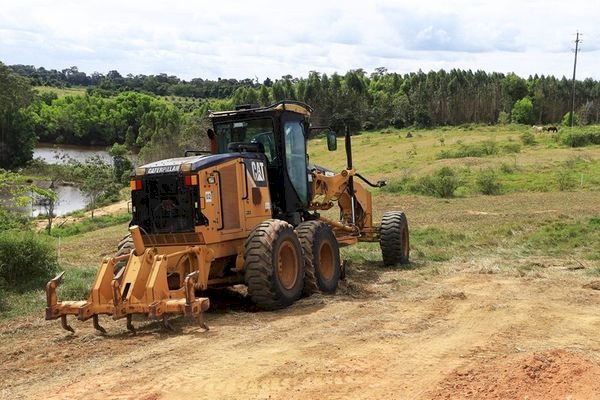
[45, 101, 410, 333]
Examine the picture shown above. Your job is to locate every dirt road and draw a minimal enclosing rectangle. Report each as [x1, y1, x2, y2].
[2, 255, 600, 400]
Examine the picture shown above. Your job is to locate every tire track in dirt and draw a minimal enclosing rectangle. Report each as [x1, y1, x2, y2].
[3, 267, 600, 400]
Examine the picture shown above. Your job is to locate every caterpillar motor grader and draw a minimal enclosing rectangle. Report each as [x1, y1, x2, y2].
[45, 101, 410, 333]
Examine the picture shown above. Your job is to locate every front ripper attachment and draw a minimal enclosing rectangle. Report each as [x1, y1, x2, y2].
[45, 245, 210, 334]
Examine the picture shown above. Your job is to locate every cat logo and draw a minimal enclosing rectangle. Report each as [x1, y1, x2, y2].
[251, 161, 266, 182]
[243, 158, 268, 187]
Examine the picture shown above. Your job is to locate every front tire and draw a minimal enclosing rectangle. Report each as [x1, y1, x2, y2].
[380, 211, 410, 266]
[296, 221, 341, 294]
[245, 219, 305, 309]
[113, 233, 134, 275]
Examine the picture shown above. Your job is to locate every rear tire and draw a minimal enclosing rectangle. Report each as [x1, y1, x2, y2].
[244, 219, 305, 310]
[296, 221, 341, 294]
[380, 211, 410, 266]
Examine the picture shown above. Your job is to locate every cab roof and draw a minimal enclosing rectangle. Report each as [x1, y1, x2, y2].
[208, 100, 313, 119]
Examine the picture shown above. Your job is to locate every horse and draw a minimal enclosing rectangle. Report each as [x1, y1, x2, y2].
[531, 125, 544, 133]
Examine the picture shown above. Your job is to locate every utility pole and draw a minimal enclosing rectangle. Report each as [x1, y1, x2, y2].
[570, 31, 581, 127]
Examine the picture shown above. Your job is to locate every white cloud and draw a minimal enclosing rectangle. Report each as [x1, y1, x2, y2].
[0, 0, 598, 80]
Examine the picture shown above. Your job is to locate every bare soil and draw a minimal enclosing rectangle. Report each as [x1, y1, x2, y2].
[2, 256, 600, 400]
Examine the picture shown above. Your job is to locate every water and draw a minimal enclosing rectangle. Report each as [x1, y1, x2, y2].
[28, 185, 88, 217]
[34, 144, 112, 165]
[30, 144, 112, 216]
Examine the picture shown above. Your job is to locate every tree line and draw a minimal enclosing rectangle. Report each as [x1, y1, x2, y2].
[9, 64, 257, 99]
[230, 68, 600, 131]
[4, 62, 600, 172]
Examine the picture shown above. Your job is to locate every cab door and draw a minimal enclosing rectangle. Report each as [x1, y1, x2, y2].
[282, 117, 309, 210]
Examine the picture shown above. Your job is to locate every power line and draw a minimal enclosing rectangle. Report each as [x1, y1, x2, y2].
[570, 31, 582, 127]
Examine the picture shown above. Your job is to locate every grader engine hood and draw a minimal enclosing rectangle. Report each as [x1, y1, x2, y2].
[130, 152, 270, 236]
[130, 153, 239, 235]
[138, 153, 240, 175]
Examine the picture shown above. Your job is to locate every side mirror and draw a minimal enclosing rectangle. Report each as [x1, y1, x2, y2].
[326, 130, 337, 151]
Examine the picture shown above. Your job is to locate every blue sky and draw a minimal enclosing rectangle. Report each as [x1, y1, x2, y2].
[1, 0, 599, 80]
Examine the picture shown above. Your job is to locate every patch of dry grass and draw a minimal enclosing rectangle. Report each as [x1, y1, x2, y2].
[57, 222, 129, 268]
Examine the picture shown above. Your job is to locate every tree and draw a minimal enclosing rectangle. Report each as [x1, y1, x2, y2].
[0, 169, 54, 232]
[0, 63, 36, 169]
[502, 73, 529, 113]
[109, 143, 133, 185]
[511, 97, 534, 124]
[258, 86, 271, 106]
[39, 183, 58, 234]
[76, 156, 118, 218]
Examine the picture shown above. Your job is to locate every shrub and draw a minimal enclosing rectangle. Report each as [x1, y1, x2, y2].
[501, 142, 521, 154]
[482, 140, 498, 155]
[438, 141, 496, 159]
[561, 112, 579, 127]
[0, 232, 59, 292]
[556, 168, 576, 191]
[384, 169, 463, 198]
[511, 97, 534, 124]
[382, 176, 413, 194]
[0, 285, 5, 311]
[417, 167, 460, 198]
[0, 208, 31, 231]
[406, 144, 418, 158]
[497, 111, 510, 125]
[561, 131, 600, 147]
[520, 131, 536, 146]
[476, 168, 503, 195]
[500, 162, 516, 174]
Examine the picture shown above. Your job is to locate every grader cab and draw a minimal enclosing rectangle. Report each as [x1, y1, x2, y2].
[45, 101, 410, 333]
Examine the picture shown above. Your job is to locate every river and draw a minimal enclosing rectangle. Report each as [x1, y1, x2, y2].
[34, 143, 112, 165]
[30, 144, 112, 216]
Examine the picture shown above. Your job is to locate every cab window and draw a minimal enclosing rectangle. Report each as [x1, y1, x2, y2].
[283, 120, 308, 204]
[215, 118, 275, 163]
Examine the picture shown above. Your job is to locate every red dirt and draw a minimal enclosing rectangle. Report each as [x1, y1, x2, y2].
[430, 349, 600, 399]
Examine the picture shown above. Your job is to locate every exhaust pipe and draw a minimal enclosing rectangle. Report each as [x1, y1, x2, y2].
[129, 225, 145, 256]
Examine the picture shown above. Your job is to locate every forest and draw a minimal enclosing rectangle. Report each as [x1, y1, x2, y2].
[3, 62, 600, 171]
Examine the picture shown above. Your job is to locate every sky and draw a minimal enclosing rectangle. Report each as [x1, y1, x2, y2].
[1, 0, 599, 81]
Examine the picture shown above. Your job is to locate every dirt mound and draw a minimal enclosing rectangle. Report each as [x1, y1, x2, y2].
[430, 349, 600, 399]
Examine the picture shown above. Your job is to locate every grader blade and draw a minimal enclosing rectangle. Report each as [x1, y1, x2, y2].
[45, 247, 210, 334]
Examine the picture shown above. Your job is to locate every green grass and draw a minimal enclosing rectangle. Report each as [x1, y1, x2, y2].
[0, 266, 97, 319]
[0, 288, 47, 318]
[56, 266, 97, 300]
[523, 216, 600, 259]
[34, 85, 87, 98]
[410, 227, 469, 262]
[437, 140, 520, 159]
[309, 124, 600, 195]
[341, 215, 600, 269]
[49, 212, 131, 237]
[0, 220, 128, 319]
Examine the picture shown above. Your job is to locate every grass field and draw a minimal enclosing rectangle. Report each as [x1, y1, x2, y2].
[34, 85, 87, 97]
